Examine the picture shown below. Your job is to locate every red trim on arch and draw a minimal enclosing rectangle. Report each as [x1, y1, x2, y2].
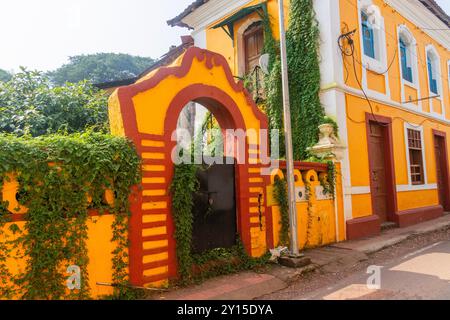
[163, 84, 253, 277]
[115, 47, 270, 286]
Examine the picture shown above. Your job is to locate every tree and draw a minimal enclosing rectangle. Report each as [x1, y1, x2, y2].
[0, 69, 108, 137]
[48, 53, 154, 85]
[0, 69, 11, 82]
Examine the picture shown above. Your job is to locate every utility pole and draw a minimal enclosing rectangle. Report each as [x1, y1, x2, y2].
[278, 0, 299, 256]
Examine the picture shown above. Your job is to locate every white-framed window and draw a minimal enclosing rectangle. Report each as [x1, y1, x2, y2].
[425, 45, 442, 97]
[404, 123, 427, 187]
[236, 17, 263, 77]
[398, 26, 418, 85]
[397, 25, 421, 108]
[447, 60, 450, 91]
[358, 0, 388, 74]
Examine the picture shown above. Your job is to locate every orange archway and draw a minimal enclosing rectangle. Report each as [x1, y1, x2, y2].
[109, 47, 272, 287]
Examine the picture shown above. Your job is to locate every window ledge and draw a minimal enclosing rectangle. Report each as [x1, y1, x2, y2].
[403, 79, 418, 89]
[397, 184, 437, 192]
[362, 55, 387, 75]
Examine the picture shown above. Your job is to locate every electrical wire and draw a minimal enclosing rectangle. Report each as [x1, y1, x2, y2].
[338, 32, 430, 129]
[343, 0, 449, 85]
[415, 27, 450, 31]
[354, 47, 398, 76]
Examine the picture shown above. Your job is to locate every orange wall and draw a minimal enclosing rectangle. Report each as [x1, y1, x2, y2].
[204, 0, 290, 76]
[2, 215, 117, 299]
[339, 0, 449, 219]
[339, 0, 449, 116]
[200, 0, 449, 222]
[345, 92, 449, 217]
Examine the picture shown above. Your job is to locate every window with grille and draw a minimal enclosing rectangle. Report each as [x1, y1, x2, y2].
[407, 129, 424, 185]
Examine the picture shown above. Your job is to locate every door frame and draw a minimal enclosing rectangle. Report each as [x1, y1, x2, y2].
[432, 130, 450, 211]
[365, 113, 398, 222]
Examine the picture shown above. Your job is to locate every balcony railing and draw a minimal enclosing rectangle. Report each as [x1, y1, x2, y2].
[236, 66, 265, 104]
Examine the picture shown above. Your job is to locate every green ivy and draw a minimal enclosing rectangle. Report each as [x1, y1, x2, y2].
[324, 161, 336, 199]
[264, 0, 326, 160]
[0, 214, 15, 299]
[262, 11, 286, 157]
[305, 154, 337, 199]
[190, 240, 269, 283]
[0, 132, 140, 299]
[273, 178, 289, 247]
[170, 164, 269, 285]
[170, 163, 200, 282]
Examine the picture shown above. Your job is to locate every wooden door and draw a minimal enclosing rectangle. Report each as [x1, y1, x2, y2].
[244, 23, 264, 74]
[368, 122, 389, 223]
[434, 134, 449, 209]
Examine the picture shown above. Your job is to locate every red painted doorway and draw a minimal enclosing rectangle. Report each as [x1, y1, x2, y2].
[366, 114, 397, 223]
[433, 130, 450, 211]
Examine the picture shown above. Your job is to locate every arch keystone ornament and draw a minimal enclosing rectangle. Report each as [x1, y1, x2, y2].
[108, 47, 273, 287]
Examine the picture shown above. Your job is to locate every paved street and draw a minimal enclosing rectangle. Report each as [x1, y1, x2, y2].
[259, 226, 450, 300]
[300, 240, 450, 300]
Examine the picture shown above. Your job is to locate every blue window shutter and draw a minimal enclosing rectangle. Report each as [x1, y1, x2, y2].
[428, 56, 438, 94]
[400, 40, 408, 81]
[362, 13, 375, 59]
[406, 67, 413, 83]
[400, 39, 413, 82]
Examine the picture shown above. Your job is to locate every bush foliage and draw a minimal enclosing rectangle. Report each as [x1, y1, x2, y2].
[0, 132, 141, 299]
[0, 69, 108, 137]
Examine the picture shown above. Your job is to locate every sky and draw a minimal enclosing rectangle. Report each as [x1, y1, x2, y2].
[0, 0, 448, 73]
[0, 0, 193, 72]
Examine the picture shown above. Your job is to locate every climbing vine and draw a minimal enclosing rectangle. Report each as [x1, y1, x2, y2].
[191, 240, 269, 283]
[0, 212, 14, 299]
[264, 0, 326, 160]
[0, 132, 140, 299]
[170, 163, 269, 284]
[273, 177, 289, 247]
[324, 161, 337, 199]
[170, 163, 200, 282]
[306, 154, 337, 199]
[304, 179, 314, 247]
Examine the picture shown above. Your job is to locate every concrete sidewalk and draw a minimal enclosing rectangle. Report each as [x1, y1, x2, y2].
[152, 214, 450, 300]
[333, 213, 450, 254]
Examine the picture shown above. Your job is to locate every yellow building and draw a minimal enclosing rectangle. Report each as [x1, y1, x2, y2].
[169, 0, 450, 239]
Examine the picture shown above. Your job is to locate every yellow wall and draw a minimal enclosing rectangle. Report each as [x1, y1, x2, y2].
[337, 0, 449, 219]
[1, 215, 116, 299]
[1, 174, 118, 299]
[340, 0, 449, 111]
[345, 92, 448, 217]
[197, 0, 449, 227]
[268, 168, 345, 249]
[204, 0, 290, 76]
[132, 55, 262, 141]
